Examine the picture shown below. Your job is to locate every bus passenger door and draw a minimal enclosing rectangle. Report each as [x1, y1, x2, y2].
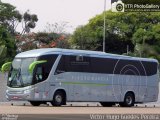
[33, 65, 45, 101]
[34, 54, 58, 101]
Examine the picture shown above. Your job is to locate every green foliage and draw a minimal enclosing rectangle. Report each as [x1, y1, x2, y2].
[54, 35, 70, 48]
[0, 1, 39, 66]
[71, 25, 100, 50]
[0, 26, 16, 66]
[15, 31, 71, 52]
[0, 2, 38, 36]
[21, 11, 38, 34]
[0, 2, 17, 22]
[71, 11, 135, 53]
[35, 32, 60, 44]
[71, 11, 160, 62]
[0, 2, 22, 35]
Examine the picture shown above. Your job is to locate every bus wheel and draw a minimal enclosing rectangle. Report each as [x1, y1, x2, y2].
[51, 91, 64, 106]
[100, 102, 115, 107]
[30, 101, 41, 106]
[120, 92, 135, 107]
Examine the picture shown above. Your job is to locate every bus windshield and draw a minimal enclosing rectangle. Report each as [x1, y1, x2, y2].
[8, 58, 36, 87]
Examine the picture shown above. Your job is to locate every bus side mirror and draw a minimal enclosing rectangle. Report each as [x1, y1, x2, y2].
[29, 60, 47, 74]
[1, 62, 12, 73]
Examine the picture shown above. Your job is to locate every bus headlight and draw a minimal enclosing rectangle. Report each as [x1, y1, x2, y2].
[6, 89, 9, 93]
[24, 89, 30, 94]
[6, 94, 9, 99]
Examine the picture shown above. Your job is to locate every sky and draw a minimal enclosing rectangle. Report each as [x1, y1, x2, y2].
[2, 0, 111, 33]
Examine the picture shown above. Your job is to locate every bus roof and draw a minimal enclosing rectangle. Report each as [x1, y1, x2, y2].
[15, 48, 158, 63]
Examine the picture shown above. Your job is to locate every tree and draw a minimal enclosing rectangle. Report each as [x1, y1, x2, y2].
[15, 32, 71, 52]
[35, 32, 70, 49]
[71, 11, 160, 61]
[0, 26, 16, 66]
[0, 2, 22, 35]
[21, 11, 38, 35]
[132, 24, 160, 60]
[52, 35, 70, 48]
[71, 25, 100, 50]
[0, 2, 38, 36]
[15, 33, 37, 52]
[0, 1, 38, 65]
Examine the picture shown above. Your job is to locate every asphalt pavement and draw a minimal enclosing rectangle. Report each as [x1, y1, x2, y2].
[0, 114, 91, 120]
[0, 73, 7, 102]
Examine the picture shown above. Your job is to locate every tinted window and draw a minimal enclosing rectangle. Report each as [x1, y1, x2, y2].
[55, 55, 157, 76]
[55, 55, 90, 74]
[33, 54, 58, 83]
[90, 57, 117, 74]
[55, 55, 66, 75]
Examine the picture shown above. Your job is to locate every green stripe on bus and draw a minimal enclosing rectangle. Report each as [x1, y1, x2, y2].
[62, 82, 109, 86]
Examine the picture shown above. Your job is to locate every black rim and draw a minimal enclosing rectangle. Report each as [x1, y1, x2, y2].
[52, 91, 64, 106]
[124, 93, 134, 107]
[55, 94, 62, 104]
[126, 96, 133, 105]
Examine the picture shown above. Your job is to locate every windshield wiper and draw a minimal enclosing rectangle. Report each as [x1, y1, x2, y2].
[18, 69, 25, 87]
[9, 68, 23, 87]
[9, 70, 18, 86]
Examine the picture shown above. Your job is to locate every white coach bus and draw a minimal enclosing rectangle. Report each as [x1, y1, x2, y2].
[2, 48, 159, 107]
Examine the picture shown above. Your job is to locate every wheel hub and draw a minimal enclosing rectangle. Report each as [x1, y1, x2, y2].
[55, 95, 62, 103]
[126, 96, 132, 105]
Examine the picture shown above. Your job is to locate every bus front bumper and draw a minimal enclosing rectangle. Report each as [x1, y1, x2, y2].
[6, 89, 32, 101]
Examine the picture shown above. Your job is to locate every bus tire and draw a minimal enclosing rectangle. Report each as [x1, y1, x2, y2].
[30, 101, 41, 106]
[100, 102, 115, 107]
[51, 91, 65, 106]
[120, 92, 135, 107]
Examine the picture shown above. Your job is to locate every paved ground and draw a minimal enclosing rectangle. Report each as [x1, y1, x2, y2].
[0, 105, 160, 114]
[1, 103, 160, 119]
[1, 114, 93, 120]
[1, 114, 160, 120]
[0, 73, 7, 102]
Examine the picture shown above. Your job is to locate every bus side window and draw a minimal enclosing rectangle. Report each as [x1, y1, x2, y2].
[82, 56, 90, 72]
[55, 56, 66, 75]
[69, 55, 90, 72]
[35, 66, 43, 82]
